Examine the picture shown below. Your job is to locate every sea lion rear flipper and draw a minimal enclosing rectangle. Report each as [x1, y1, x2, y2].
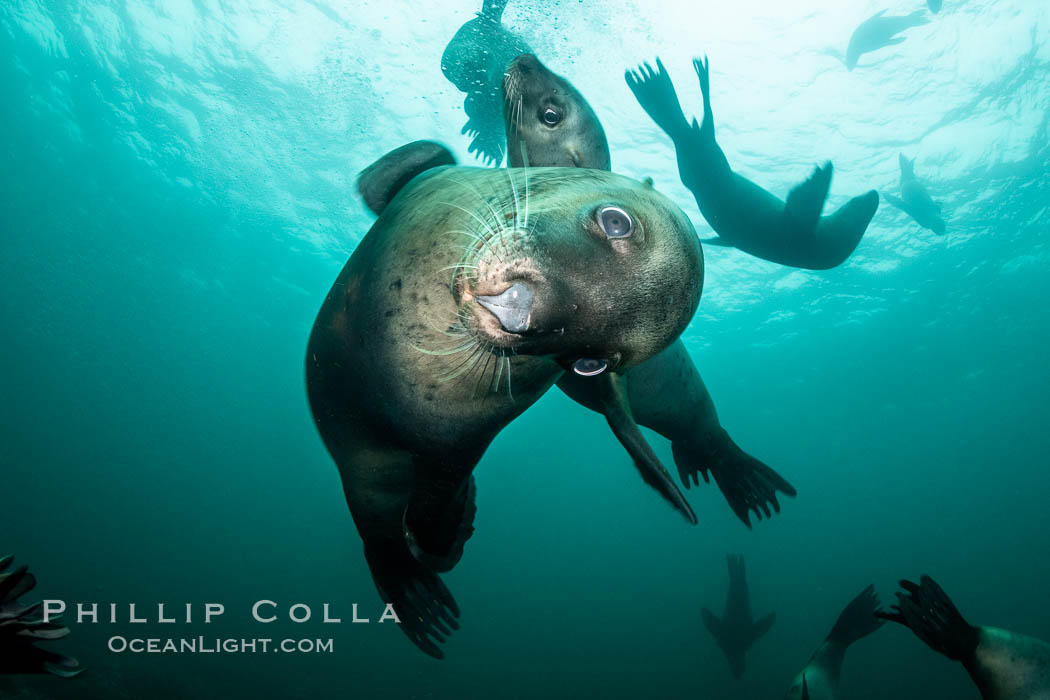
[364, 543, 461, 660]
[877, 575, 980, 662]
[785, 162, 833, 234]
[671, 430, 795, 528]
[356, 140, 457, 215]
[596, 372, 698, 525]
[404, 465, 478, 573]
[826, 584, 885, 647]
[700, 236, 733, 247]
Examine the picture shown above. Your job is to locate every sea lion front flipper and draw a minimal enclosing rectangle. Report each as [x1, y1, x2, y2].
[595, 372, 698, 525]
[671, 429, 796, 528]
[701, 607, 728, 650]
[882, 192, 906, 211]
[784, 162, 833, 234]
[356, 140, 457, 215]
[877, 575, 980, 662]
[748, 611, 776, 645]
[0, 556, 84, 677]
[700, 236, 733, 247]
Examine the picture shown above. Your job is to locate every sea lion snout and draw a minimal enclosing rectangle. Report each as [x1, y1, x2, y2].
[475, 282, 534, 333]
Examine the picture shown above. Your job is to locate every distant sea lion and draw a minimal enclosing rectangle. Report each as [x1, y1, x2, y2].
[845, 9, 930, 70]
[784, 585, 884, 700]
[308, 142, 703, 657]
[503, 54, 796, 524]
[928, 0, 942, 13]
[441, 0, 531, 165]
[0, 555, 82, 677]
[884, 153, 946, 235]
[626, 57, 880, 270]
[702, 554, 776, 678]
[880, 575, 1050, 699]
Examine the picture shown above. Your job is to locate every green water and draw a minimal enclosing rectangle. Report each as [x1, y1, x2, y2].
[2, 1, 1048, 698]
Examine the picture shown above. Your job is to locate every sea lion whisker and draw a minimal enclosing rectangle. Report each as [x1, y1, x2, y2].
[503, 357, 513, 401]
[492, 350, 504, 392]
[439, 201, 499, 243]
[471, 348, 495, 398]
[456, 180, 506, 236]
[438, 343, 485, 383]
[411, 340, 477, 357]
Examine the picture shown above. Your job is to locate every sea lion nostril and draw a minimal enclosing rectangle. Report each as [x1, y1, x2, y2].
[475, 282, 534, 333]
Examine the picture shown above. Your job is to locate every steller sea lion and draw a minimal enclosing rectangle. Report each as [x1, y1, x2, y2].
[307, 145, 703, 657]
[625, 57, 879, 270]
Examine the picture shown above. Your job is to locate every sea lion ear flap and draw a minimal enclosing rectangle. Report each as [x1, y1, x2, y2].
[357, 140, 457, 216]
[642, 176, 654, 189]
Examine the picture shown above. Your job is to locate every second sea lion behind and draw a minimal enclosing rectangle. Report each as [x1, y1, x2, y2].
[503, 53, 796, 526]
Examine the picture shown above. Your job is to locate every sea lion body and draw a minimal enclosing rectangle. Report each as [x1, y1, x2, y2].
[845, 9, 930, 70]
[626, 57, 879, 271]
[884, 153, 946, 235]
[701, 554, 775, 678]
[309, 160, 702, 657]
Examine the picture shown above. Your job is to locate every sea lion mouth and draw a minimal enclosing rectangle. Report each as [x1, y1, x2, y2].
[474, 281, 534, 334]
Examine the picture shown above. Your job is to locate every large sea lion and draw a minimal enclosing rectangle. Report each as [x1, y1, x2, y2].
[884, 153, 946, 235]
[440, 0, 531, 165]
[701, 554, 775, 678]
[0, 555, 82, 677]
[625, 57, 880, 270]
[307, 146, 703, 657]
[784, 585, 884, 700]
[845, 9, 930, 70]
[880, 575, 1050, 699]
[503, 54, 796, 525]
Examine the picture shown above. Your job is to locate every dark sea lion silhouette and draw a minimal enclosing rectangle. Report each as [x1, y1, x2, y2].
[880, 575, 1050, 699]
[701, 554, 775, 678]
[928, 0, 942, 13]
[441, 0, 530, 165]
[626, 57, 879, 270]
[0, 555, 82, 677]
[883, 153, 946, 235]
[845, 9, 930, 70]
[784, 585, 885, 699]
[308, 141, 703, 657]
[502, 54, 796, 525]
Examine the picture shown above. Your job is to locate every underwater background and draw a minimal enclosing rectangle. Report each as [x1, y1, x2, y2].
[2, 0, 1049, 698]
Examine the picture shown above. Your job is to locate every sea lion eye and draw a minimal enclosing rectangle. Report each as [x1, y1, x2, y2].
[541, 108, 561, 126]
[597, 206, 633, 239]
[572, 358, 608, 376]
